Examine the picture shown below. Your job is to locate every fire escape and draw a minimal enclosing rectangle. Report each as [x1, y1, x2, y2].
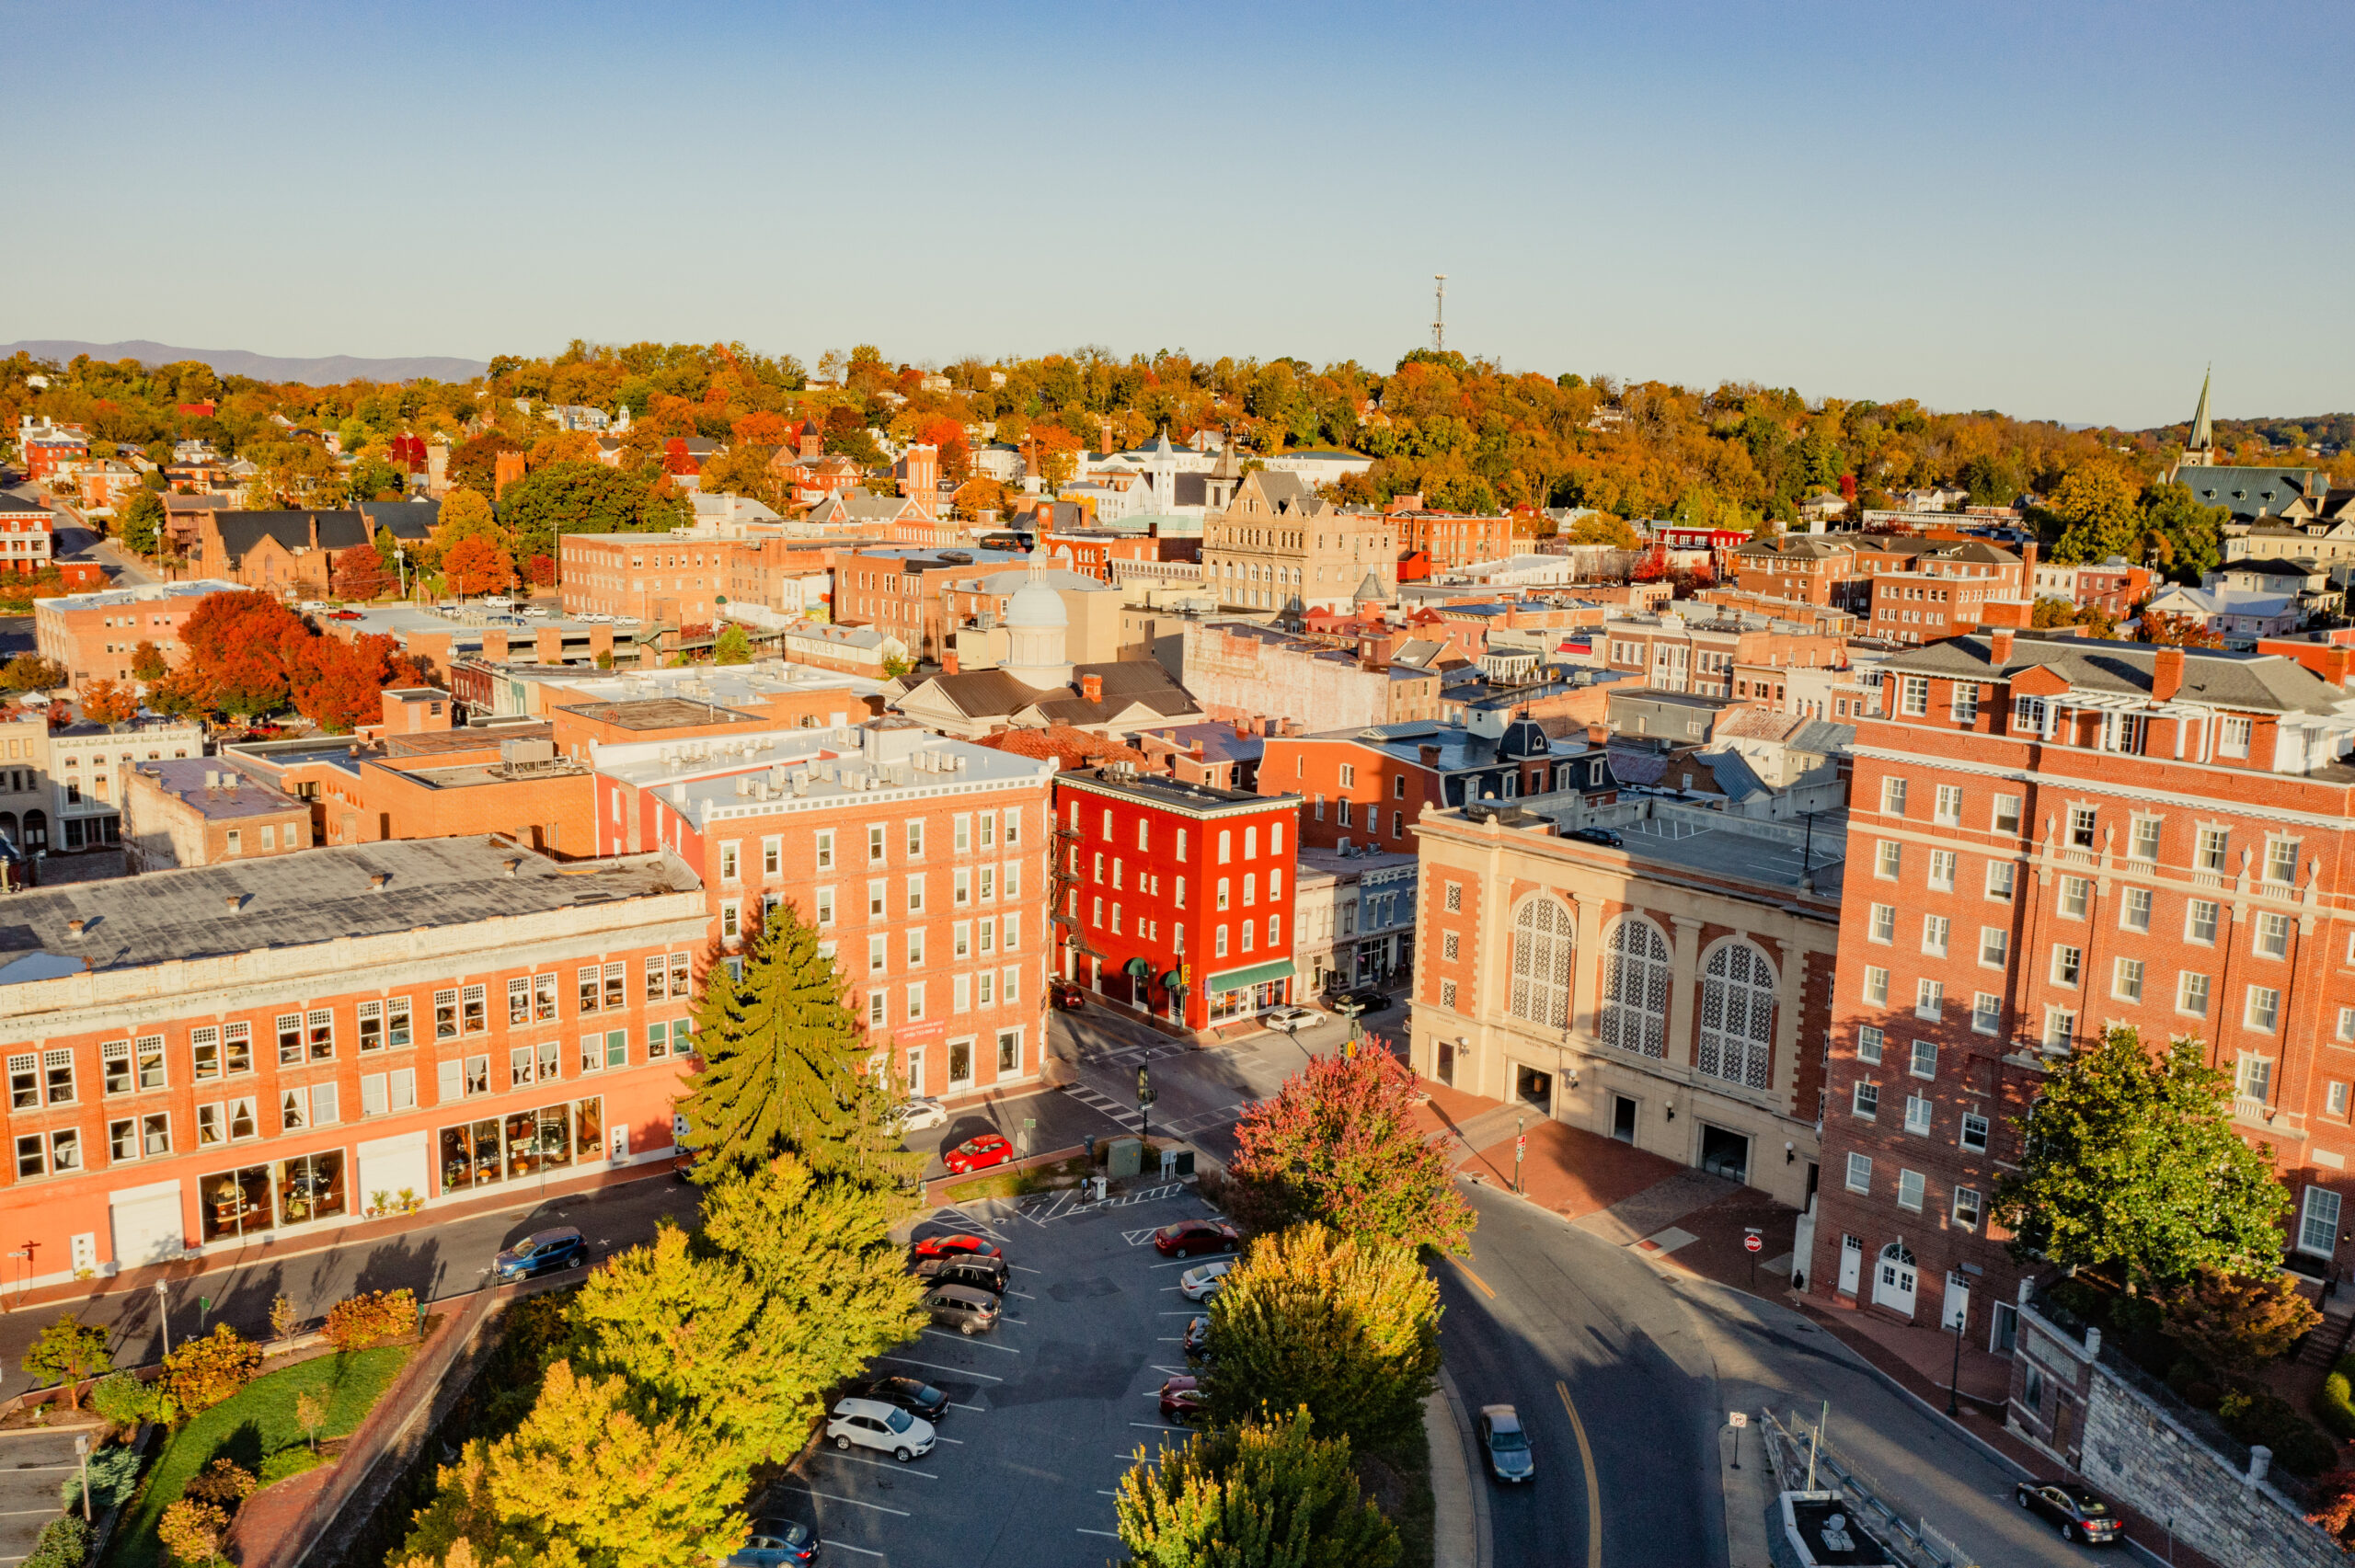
[1051, 818, 1106, 977]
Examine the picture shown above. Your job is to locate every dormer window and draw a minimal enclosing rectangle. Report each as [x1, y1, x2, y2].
[2219, 715, 2253, 760]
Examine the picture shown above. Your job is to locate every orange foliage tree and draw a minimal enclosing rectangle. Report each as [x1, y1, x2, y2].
[732, 409, 794, 447]
[293, 633, 429, 734]
[443, 536, 517, 597]
[80, 679, 138, 727]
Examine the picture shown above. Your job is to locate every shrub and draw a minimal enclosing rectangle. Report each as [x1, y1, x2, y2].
[156, 1497, 228, 1567]
[163, 1325, 262, 1414]
[182, 1457, 257, 1509]
[90, 1369, 162, 1427]
[21, 1313, 113, 1410]
[2322, 1356, 2355, 1442]
[257, 1447, 325, 1488]
[323, 1288, 416, 1352]
[2219, 1388, 2340, 1478]
[22, 1515, 88, 1568]
[63, 1441, 142, 1513]
[2162, 1268, 2322, 1383]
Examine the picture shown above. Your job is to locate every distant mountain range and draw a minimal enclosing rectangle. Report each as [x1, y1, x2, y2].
[2, 339, 488, 384]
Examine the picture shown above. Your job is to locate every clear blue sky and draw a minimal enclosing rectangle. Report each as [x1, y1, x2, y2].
[13, 0, 2350, 428]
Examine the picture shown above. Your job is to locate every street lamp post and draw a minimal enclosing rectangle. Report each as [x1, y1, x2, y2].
[1946, 1292, 1968, 1418]
[74, 1436, 89, 1522]
[155, 1279, 170, 1357]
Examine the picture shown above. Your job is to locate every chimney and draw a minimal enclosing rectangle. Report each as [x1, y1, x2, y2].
[1082, 673, 1103, 704]
[1988, 626, 2015, 665]
[224, 895, 243, 912]
[1420, 743, 1442, 768]
[943, 651, 959, 676]
[2151, 645, 2186, 703]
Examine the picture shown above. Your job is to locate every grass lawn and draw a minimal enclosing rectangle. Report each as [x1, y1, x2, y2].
[108, 1345, 413, 1568]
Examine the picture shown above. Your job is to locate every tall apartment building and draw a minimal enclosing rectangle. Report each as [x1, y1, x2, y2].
[591, 717, 1054, 1102]
[34, 580, 243, 690]
[1862, 539, 2028, 644]
[0, 839, 706, 1290]
[1812, 627, 2355, 1340]
[1410, 796, 1837, 1208]
[1201, 471, 1395, 614]
[1049, 766, 1302, 1028]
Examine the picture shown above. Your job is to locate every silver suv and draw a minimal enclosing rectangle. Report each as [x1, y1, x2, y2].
[825, 1396, 936, 1461]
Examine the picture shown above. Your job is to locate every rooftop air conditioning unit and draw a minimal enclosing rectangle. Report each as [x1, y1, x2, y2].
[734, 776, 752, 796]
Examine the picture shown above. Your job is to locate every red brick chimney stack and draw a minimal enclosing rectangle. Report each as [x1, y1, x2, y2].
[1081, 673, 1103, 704]
[2151, 645, 2186, 703]
[1988, 627, 2015, 665]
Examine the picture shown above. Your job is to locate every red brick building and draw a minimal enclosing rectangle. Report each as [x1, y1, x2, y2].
[1050, 767, 1302, 1029]
[0, 838, 706, 1290]
[592, 717, 1054, 1103]
[834, 546, 1031, 664]
[1812, 627, 2355, 1338]
[0, 493, 54, 576]
[33, 579, 243, 691]
[1387, 500, 1513, 574]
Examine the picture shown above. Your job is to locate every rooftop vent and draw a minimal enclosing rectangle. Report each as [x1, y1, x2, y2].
[369, 872, 391, 890]
[503, 857, 523, 877]
[65, 918, 85, 937]
[224, 894, 244, 912]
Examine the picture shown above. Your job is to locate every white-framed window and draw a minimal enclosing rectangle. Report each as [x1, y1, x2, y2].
[1852, 1081, 1878, 1118]
[1903, 1094, 1932, 1136]
[1978, 927, 2007, 967]
[2235, 1051, 2273, 1103]
[1876, 841, 1901, 880]
[1921, 915, 1949, 957]
[1869, 904, 1895, 944]
[1508, 898, 1573, 1030]
[2113, 956, 2146, 1005]
[1844, 1152, 1873, 1194]
[2186, 898, 2219, 944]
[1599, 919, 1672, 1059]
[2196, 826, 2229, 873]
[2130, 816, 2161, 862]
[867, 933, 887, 975]
[1697, 941, 1775, 1091]
[2220, 715, 2253, 760]
[1953, 1186, 1982, 1229]
[1910, 1038, 1937, 1080]
[1959, 1110, 1992, 1154]
[1985, 860, 2016, 901]
[2043, 1006, 2075, 1050]
[1855, 1025, 1884, 1065]
[1863, 966, 1890, 1006]
[2060, 876, 2089, 920]
[905, 982, 926, 1022]
[1972, 992, 2001, 1035]
[1933, 784, 1963, 826]
[719, 841, 740, 882]
[1897, 676, 1928, 717]
[2120, 887, 2152, 933]
[815, 829, 834, 870]
[1914, 979, 1943, 1021]
[2068, 805, 2097, 850]
[2333, 1082, 2351, 1118]
[2246, 985, 2281, 1034]
[1952, 683, 1978, 726]
[1928, 851, 1956, 893]
[2051, 944, 2082, 988]
[2256, 911, 2292, 959]
[2299, 1185, 2341, 1256]
[1992, 794, 2022, 834]
[2341, 1006, 2355, 1043]
[1896, 1168, 1925, 1211]
[1880, 776, 1909, 815]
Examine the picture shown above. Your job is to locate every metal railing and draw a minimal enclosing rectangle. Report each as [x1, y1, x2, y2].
[1757, 1407, 1982, 1568]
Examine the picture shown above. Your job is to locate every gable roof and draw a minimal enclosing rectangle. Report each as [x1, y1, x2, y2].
[355, 499, 438, 539]
[2176, 466, 2323, 519]
[1885, 632, 2341, 715]
[211, 509, 374, 564]
[908, 668, 1053, 718]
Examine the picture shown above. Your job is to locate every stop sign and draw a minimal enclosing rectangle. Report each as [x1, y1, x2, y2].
[1743, 1233, 1763, 1254]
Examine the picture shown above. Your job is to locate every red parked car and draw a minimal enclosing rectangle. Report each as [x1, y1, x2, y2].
[910, 1232, 1003, 1262]
[941, 1134, 1014, 1175]
[1154, 1219, 1240, 1258]
[1051, 981, 1086, 1011]
[1159, 1376, 1207, 1423]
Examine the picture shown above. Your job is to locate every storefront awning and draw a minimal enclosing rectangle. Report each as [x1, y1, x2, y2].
[1123, 956, 1152, 979]
[1158, 970, 1183, 990]
[1204, 958, 1296, 993]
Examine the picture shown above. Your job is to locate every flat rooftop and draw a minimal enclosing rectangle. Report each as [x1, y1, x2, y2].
[401, 756, 592, 789]
[128, 759, 304, 820]
[515, 662, 890, 704]
[1053, 765, 1297, 816]
[34, 578, 241, 612]
[557, 696, 766, 731]
[0, 839, 697, 976]
[596, 719, 1054, 827]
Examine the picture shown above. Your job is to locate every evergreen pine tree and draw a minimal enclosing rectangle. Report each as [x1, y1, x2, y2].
[679, 901, 915, 1188]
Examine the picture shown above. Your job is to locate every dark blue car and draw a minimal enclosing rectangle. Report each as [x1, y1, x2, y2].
[493, 1226, 587, 1283]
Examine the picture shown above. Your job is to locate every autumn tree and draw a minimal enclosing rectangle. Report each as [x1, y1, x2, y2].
[80, 680, 138, 727]
[1115, 1407, 1398, 1568]
[435, 486, 497, 546]
[2161, 1267, 2321, 1383]
[2139, 482, 2229, 582]
[2045, 464, 2143, 564]
[953, 476, 1010, 518]
[443, 536, 517, 598]
[712, 625, 752, 665]
[0, 655, 66, 692]
[498, 459, 689, 562]
[131, 642, 167, 682]
[117, 488, 165, 555]
[680, 899, 913, 1185]
[1994, 1028, 2291, 1292]
[332, 543, 392, 601]
[174, 591, 314, 716]
[392, 1361, 747, 1568]
[446, 430, 521, 498]
[731, 409, 794, 447]
[21, 1314, 111, 1410]
[2139, 609, 2224, 648]
[1227, 1047, 1473, 1253]
[1204, 1222, 1441, 1453]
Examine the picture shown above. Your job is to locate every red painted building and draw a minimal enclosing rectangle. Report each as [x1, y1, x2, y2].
[1050, 766, 1303, 1029]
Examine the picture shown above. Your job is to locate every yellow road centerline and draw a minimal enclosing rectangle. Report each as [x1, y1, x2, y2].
[1450, 1257, 1497, 1299]
[1556, 1378, 1603, 1568]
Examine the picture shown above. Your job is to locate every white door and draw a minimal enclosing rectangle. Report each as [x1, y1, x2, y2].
[1942, 1271, 1971, 1333]
[906, 1048, 925, 1097]
[109, 1182, 185, 1268]
[1837, 1234, 1862, 1296]
[1873, 1242, 1918, 1317]
[357, 1131, 431, 1210]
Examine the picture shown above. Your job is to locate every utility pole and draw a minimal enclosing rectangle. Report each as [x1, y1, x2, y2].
[1432, 275, 1447, 352]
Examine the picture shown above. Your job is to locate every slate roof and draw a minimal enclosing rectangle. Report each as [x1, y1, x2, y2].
[355, 500, 438, 538]
[0, 839, 695, 976]
[1028, 661, 1197, 725]
[920, 669, 1054, 718]
[0, 494, 50, 518]
[1881, 633, 2344, 715]
[212, 509, 373, 563]
[2176, 466, 2323, 519]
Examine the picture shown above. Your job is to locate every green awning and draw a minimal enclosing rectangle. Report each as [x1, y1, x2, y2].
[1123, 956, 1152, 979]
[1204, 958, 1296, 993]
[1158, 970, 1183, 990]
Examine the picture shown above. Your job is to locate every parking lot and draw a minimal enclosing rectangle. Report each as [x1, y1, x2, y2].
[753, 1182, 1231, 1565]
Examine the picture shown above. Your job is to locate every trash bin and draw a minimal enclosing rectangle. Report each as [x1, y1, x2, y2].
[1173, 1149, 1196, 1177]
[1084, 1134, 1097, 1164]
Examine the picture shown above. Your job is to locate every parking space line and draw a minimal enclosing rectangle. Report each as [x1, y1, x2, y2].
[1130, 1422, 1189, 1431]
[1156, 1310, 1200, 1316]
[1151, 1364, 1188, 1374]
[931, 1435, 966, 1444]
[819, 1544, 885, 1559]
[922, 1329, 1020, 1353]
[879, 1355, 1003, 1381]
[774, 1486, 911, 1516]
[813, 1452, 940, 1477]
[1077, 1528, 1120, 1539]
[948, 1401, 987, 1412]
[1005, 1289, 1036, 1299]
[1010, 1265, 1044, 1274]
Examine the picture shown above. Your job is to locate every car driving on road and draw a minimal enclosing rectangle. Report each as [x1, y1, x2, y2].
[2015, 1481, 2119, 1545]
[1263, 1004, 1321, 1032]
[1478, 1404, 1535, 1482]
[492, 1227, 587, 1283]
[826, 1396, 936, 1462]
[1327, 987, 1394, 1014]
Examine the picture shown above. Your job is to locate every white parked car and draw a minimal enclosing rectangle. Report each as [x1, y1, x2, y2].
[522, 606, 550, 619]
[1263, 1005, 1322, 1032]
[826, 1397, 936, 1462]
[1178, 1260, 1234, 1301]
[895, 1096, 948, 1133]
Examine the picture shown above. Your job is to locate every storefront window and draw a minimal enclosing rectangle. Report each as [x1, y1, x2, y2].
[1209, 988, 1247, 1022]
[276, 1150, 346, 1226]
[574, 1096, 603, 1161]
[200, 1165, 274, 1242]
[442, 1098, 604, 1194]
[441, 1118, 504, 1191]
[505, 1105, 572, 1178]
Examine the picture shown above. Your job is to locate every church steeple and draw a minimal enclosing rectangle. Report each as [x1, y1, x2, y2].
[2182, 368, 2216, 469]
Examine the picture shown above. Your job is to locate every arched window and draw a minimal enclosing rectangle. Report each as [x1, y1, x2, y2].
[1599, 918, 1671, 1059]
[1510, 898, 1574, 1029]
[1698, 942, 1775, 1090]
